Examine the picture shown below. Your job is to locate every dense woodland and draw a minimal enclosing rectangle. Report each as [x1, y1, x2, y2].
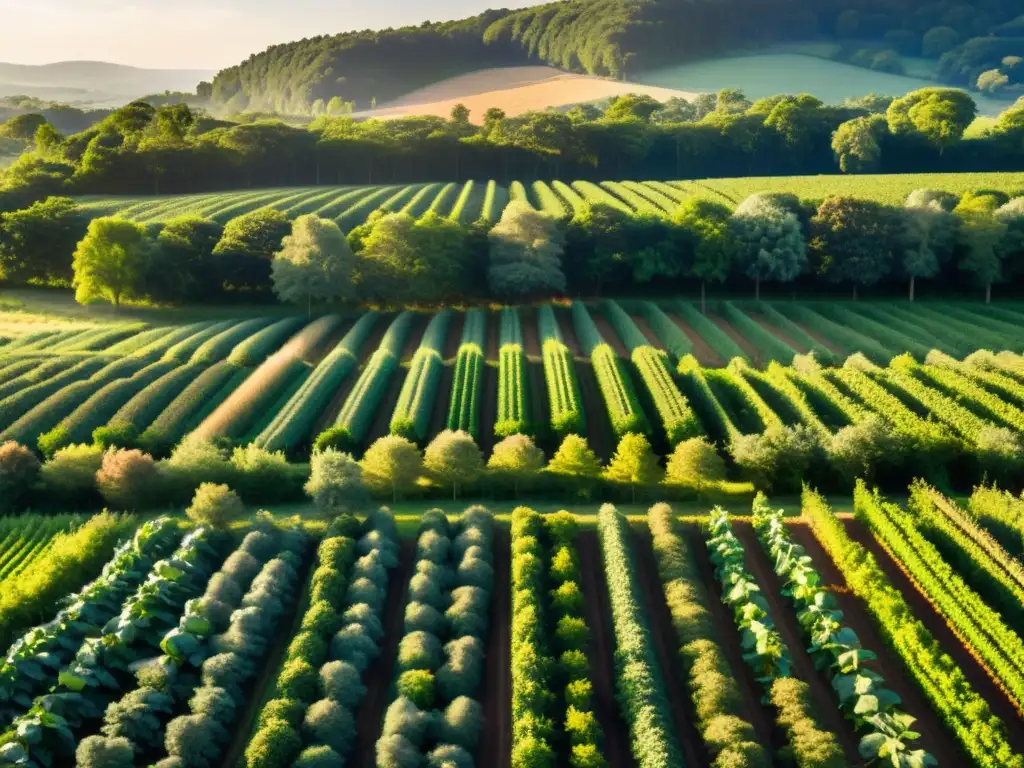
[208, 0, 1024, 112]
[1, 87, 1024, 216]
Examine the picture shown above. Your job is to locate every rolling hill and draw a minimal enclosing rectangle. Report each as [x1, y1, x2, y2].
[0, 61, 214, 106]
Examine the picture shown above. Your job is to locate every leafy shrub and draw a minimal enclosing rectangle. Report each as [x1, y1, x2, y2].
[445, 587, 488, 637]
[347, 576, 385, 611]
[275, 658, 319, 702]
[305, 448, 368, 517]
[440, 696, 484, 751]
[320, 660, 365, 707]
[381, 697, 433, 748]
[243, 718, 302, 768]
[301, 600, 344, 636]
[257, 698, 305, 729]
[331, 624, 379, 671]
[302, 698, 356, 755]
[408, 572, 445, 608]
[310, 566, 347, 605]
[96, 447, 160, 510]
[189, 686, 236, 724]
[165, 714, 224, 767]
[186, 482, 244, 528]
[397, 630, 442, 672]
[436, 635, 484, 701]
[555, 616, 589, 653]
[101, 686, 173, 752]
[375, 734, 424, 768]
[353, 549, 388, 585]
[39, 443, 102, 504]
[456, 555, 493, 590]
[287, 631, 328, 667]
[416, 529, 451, 564]
[405, 601, 446, 635]
[76, 736, 134, 768]
[397, 669, 436, 709]
[294, 745, 344, 768]
[201, 652, 248, 697]
[427, 744, 474, 768]
[342, 603, 384, 640]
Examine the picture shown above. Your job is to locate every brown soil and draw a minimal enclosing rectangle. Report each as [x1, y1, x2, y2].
[521, 307, 542, 359]
[486, 312, 500, 361]
[306, 317, 356, 365]
[708, 314, 762, 366]
[793, 321, 846, 356]
[555, 308, 582, 357]
[733, 522, 863, 765]
[527, 359, 550, 448]
[842, 518, 1024, 741]
[631, 530, 711, 768]
[444, 311, 465, 361]
[688, 525, 780, 752]
[311, 314, 391, 437]
[666, 313, 724, 367]
[789, 523, 970, 763]
[576, 531, 637, 768]
[429, 363, 455, 441]
[575, 362, 615, 461]
[353, 538, 416, 768]
[749, 314, 808, 353]
[593, 314, 631, 359]
[364, 367, 408, 450]
[478, 528, 511, 768]
[401, 315, 430, 362]
[630, 314, 666, 352]
[480, 363, 498, 456]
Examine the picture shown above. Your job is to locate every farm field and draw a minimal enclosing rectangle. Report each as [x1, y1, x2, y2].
[72, 171, 1024, 231]
[2, 484, 1024, 766]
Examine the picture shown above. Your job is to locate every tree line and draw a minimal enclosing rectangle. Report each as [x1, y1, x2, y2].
[2, 87, 1024, 215]
[9, 178, 1021, 310]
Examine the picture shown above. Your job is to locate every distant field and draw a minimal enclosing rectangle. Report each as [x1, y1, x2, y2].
[355, 66, 699, 122]
[636, 53, 1012, 116]
[74, 172, 1024, 231]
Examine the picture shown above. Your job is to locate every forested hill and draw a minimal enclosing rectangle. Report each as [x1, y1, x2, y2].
[209, 0, 1024, 114]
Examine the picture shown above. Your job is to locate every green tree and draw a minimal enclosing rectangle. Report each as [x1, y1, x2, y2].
[360, 435, 423, 502]
[902, 195, 958, 300]
[956, 193, 1007, 303]
[186, 483, 244, 529]
[272, 214, 357, 314]
[424, 430, 484, 501]
[604, 433, 662, 502]
[604, 94, 662, 122]
[487, 434, 545, 497]
[0, 196, 87, 284]
[72, 217, 150, 308]
[0, 113, 47, 141]
[665, 437, 726, 497]
[213, 206, 290, 291]
[305, 448, 368, 516]
[831, 115, 887, 173]
[810, 197, 900, 299]
[545, 434, 603, 498]
[674, 197, 736, 312]
[150, 216, 223, 302]
[922, 27, 959, 58]
[731, 194, 806, 300]
[886, 88, 977, 154]
[488, 201, 566, 299]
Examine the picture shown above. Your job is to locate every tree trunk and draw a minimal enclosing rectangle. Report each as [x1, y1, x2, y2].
[986, 283, 992, 304]
[701, 281, 707, 315]
[852, 284, 858, 300]
[754, 276, 760, 301]
[909, 275, 915, 302]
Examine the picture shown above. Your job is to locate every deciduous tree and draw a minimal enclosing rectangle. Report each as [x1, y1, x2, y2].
[272, 214, 356, 314]
[72, 217, 150, 308]
[604, 433, 662, 501]
[731, 194, 806, 300]
[674, 197, 736, 312]
[487, 434, 545, 497]
[424, 430, 483, 501]
[488, 201, 566, 299]
[360, 435, 423, 502]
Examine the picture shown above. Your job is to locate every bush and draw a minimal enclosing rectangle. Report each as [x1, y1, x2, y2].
[551, 580, 584, 614]
[76, 736, 134, 768]
[456, 556, 493, 590]
[101, 687, 174, 752]
[302, 600, 344, 636]
[408, 572, 445, 608]
[512, 735, 557, 768]
[397, 669, 436, 709]
[294, 745, 344, 768]
[186, 482, 244, 528]
[202, 652, 249, 698]
[311, 566, 347, 605]
[189, 686, 236, 724]
[436, 635, 484, 701]
[418, 508, 450, 536]
[445, 588, 488, 637]
[381, 697, 432, 747]
[165, 714, 224, 767]
[275, 658, 319, 702]
[305, 448, 368, 516]
[40, 443, 102, 504]
[257, 698, 305, 729]
[342, 603, 384, 640]
[440, 695, 484, 751]
[405, 601, 446, 635]
[353, 549, 387, 585]
[565, 679, 593, 710]
[331, 623, 379, 671]
[347, 576, 385, 611]
[555, 616, 589, 653]
[244, 718, 302, 768]
[287, 631, 328, 667]
[416, 529, 451, 564]
[375, 734, 425, 768]
[96, 447, 160, 509]
[302, 698, 356, 755]
[397, 630, 442, 672]
[320, 660, 365, 707]
[0, 442, 40, 512]
[318, 536, 355, 570]
[427, 744, 474, 768]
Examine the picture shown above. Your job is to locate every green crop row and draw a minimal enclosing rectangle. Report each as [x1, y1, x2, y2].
[804, 487, 1023, 768]
[256, 312, 380, 453]
[676, 355, 741, 444]
[189, 317, 273, 365]
[163, 319, 239, 362]
[227, 317, 307, 367]
[704, 364, 783, 434]
[390, 310, 453, 441]
[757, 362, 830, 435]
[897, 304, 1013, 354]
[774, 304, 892, 364]
[538, 305, 584, 437]
[637, 301, 691, 359]
[337, 185, 402, 231]
[109, 323, 206, 358]
[0, 357, 88, 402]
[596, 503, 684, 768]
[956, 357, 1024, 405]
[571, 181, 631, 213]
[449, 180, 482, 225]
[531, 181, 568, 219]
[551, 181, 587, 217]
[914, 360, 1024, 433]
[939, 305, 1024, 349]
[706, 507, 846, 768]
[668, 301, 747, 364]
[0, 357, 109, 432]
[881, 359, 994, 444]
[601, 181, 667, 217]
[855, 483, 1024, 715]
[718, 302, 797, 365]
[48, 324, 148, 354]
[426, 182, 459, 217]
[496, 308, 529, 438]
[746, 302, 837, 363]
[619, 181, 677, 214]
[855, 304, 961, 358]
[818, 305, 931, 361]
[646, 503, 769, 767]
[782, 363, 866, 431]
[480, 181, 509, 223]
[447, 309, 485, 438]
[327, 311, 415, 448]
[509, 181, 529, 203]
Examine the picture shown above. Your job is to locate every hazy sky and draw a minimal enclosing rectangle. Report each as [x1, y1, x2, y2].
[1, 0, 538, 71]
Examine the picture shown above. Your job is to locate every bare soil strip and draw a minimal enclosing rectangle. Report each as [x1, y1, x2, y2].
[749, 313, 809, 353]
[480, 364, 498, 457]
[666, 313, 723, 367]
[521, 307, 542, 360]
[486, 311, 500, 361]
[478, 528, 512, 768]
[365, 368, 408, 449]
[632, 529, 711, 768]
[556, 307, 583, 357]
[794, 321, 846, 356]
[688, 524, 780, 753]
[444, 311, 465, 361]
[733, 523, 863, 765]
[353, 538, 416, 768]
[307, 317, 356, 365]
[842, 519, 1024, 741]
[576, 531, 637, 768]
[593, 314, 631, 359]
[789, 524, 968, 762]
[554, 308, 614, 460]
[401, 314, 430, 363]
[629, 314, 666, 352]
[429, 364, 455, 441]
[708, 314, 761, 363]
[527, 360, 550, 450]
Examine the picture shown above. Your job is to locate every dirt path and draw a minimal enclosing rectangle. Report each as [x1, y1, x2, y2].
[688, 525, 779, 753]
[556, 308, 582, 357]
[481, 314, 500, 455]
[527, 360, 550, 450]
[709, 314, 761, 365]
[593, 314, 631, 359]
[630, 314, 665, 352]
[430, 364, 455, 441]
[311, 314, 391, 438]
[576, 531, 637, 768]
[521, 307, 542, 360]
[842, 519, 1024, 741]
[667, 313, 723, 367]
[749, 314, 808, 353]
[789, 523, 969, 763]
[733, 523, 863, 765]
[353, 538, 415, 768]
[632, 530, 711, 768]
[477, 528, 511, 768]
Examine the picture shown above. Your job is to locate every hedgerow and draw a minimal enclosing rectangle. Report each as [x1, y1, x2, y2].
[804, 487, 1024, 768]
[596, 504, 683, 768]
[496, 307, 529, 438]
[391, 310, 453, 442]
[446, 309, 485, 437]
[538, 305, 584, 437]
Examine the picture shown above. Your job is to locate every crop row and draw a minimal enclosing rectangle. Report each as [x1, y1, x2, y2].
[391, 310, 452, 442]
[496, 308, 529, 438]
[774, 304, 892, 364]
[636, 302, 691, 359]
[95, 362, 207, 448]
[804, 487, 1024, 768]
[596, 503, 683, 768]
[446, 309, 485, 437]
[676, 355, 742, 444]
[538, 306, 584, 437]
[706, 508, 845, 767]
[668, 301, 747, 363]
[914, 357, 1024, 433]
[854, 482, 1024, 714]
[571, 302, 649, 437]
[0, 516, 79, 586]
[752, 496, 935, 765]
